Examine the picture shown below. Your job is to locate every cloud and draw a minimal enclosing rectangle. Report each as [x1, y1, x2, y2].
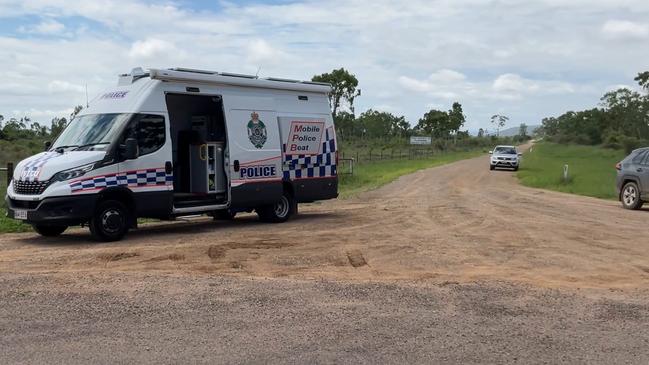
[602, 20, 649, 40]
[399, 69, 472, 99]
[128, 38, 185, 63]
[0, 0, 648, 131]
[48, 80, 85, 93]
[245, 39, 290, 68]
[492, 73, 574, 99]
[21, 19, 66, 35]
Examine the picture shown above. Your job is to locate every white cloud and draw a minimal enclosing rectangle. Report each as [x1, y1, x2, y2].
[493, 73, 574, 97]
[0, 0, 648, 131]
[47, 80, 85, 93]
[602, 20, 649, 40]
[245, 39, 290, 68]
[128, 38, 183, 61]
[399, 69, 472, 99]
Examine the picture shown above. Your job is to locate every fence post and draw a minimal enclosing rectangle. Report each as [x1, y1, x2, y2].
[6, 162, 13, 186]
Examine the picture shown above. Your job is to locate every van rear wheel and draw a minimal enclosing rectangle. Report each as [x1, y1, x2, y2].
[257, 191, 296, 223]
[33, 225, 67, 237]
[89, 200, 130, 242]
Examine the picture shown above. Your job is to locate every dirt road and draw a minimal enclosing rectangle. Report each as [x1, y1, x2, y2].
[2, 152, 649, 363]
[1, 148, 648, 288]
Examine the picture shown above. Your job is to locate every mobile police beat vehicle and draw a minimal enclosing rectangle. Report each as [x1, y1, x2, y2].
[5, 68, 339, 241]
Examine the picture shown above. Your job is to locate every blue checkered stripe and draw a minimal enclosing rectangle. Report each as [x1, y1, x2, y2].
[283, 128, 337, 180]
[70, 168, 173, 192]
[22, 152, 58, 182]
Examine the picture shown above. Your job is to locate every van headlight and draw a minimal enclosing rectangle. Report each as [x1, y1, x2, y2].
[54, 163, 95, 181]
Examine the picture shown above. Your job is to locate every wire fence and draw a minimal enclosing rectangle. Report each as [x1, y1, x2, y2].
[339, 147, 457, 165]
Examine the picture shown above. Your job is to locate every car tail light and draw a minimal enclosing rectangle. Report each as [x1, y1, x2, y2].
[615, 162, 622, 171]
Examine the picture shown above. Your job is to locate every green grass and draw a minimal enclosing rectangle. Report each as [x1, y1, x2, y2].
[0, 184, 31, 234]
[338, 149, 483, 198]
[517, 142, 625, 200]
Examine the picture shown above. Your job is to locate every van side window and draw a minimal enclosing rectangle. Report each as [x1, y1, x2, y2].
[123, 114, 166, 156]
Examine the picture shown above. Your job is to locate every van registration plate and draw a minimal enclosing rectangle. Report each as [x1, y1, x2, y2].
[14, 210, 27, 220]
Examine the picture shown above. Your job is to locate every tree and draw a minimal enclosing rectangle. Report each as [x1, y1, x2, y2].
[518, 123, 528, 138]
[357, 109, 409, 139]
[70, 105, 84, 120]
[477, 128, 485, 138]
[490, 114, 509, 136]
[416, 109, 450, 138]
[448, 102, 466, 144]
[448, 102, 466, 135]
[312, 68, 360, 118]
[634, 71, 649, 91]
[51, 117, 68, 138]
[334, 111, 356, 139]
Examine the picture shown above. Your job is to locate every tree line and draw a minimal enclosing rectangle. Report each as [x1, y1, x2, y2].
[538, 71, 649, 152]
[313, 68, 529, 143]
[0, 68, 531, 146]
[0, 105, 82, 142]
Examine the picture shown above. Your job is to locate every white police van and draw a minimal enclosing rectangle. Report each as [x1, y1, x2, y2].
[5, 68, 338, 241]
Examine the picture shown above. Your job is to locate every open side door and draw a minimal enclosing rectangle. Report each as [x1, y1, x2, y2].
[223, 95, 283, 208]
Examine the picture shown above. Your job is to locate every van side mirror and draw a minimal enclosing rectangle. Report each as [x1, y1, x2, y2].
[44, 141, 51, 151]
[488, 151, 493, 154]
[122, 138, 139, 160]
[518, 153, 523, 157]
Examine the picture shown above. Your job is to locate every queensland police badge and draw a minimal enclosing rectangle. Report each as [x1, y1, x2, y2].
[247, 112, 267, 149]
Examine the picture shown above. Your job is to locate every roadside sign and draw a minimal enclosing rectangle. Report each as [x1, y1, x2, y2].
[410, 136, 432, 145]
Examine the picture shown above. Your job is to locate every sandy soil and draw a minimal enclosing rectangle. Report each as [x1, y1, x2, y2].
[3, 150, 649, 364]
[1, 148, 648, 289]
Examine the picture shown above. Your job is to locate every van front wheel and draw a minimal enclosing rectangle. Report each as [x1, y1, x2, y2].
[257, 192, 296, 223]
[89, 200, 130, 242]
[33, 225, 67, 237]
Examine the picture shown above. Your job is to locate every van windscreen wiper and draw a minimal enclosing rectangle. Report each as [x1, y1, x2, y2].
[73, 142, 110, 151]
[54, 145, 79, 153]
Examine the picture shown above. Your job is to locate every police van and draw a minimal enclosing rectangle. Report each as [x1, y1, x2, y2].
[5, 68, 338, 241]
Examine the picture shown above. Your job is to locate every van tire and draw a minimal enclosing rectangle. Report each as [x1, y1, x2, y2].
[33, 225, 67, 237]
[89, 200, 130, 242]
[490, 165, 495, 171]
[257, 191, 296, 223]
[621, 181, 644, 210]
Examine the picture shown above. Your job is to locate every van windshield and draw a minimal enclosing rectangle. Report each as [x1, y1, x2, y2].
[51, 113, 132, 151]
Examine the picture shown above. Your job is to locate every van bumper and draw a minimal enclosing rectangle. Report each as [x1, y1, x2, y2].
[5, 194, 97, 226]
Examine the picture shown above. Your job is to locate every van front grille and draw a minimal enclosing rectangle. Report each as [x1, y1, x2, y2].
[13, 179, 51, 195]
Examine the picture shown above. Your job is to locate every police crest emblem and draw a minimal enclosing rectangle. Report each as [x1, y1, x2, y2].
[247, 111, 267, 149]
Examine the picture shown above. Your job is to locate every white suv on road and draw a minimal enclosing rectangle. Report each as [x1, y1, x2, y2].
[489, 145, 521, 171]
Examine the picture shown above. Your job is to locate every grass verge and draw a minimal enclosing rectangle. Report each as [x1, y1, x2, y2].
[517, 142, 625, 200]
[0, 185, 32, 234]
[338, 149, 483, 198]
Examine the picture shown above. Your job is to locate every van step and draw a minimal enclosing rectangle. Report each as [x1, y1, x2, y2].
[176, 215, 206, 222]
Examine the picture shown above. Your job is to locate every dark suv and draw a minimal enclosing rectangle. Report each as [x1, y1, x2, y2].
[616, 147, 649, 210]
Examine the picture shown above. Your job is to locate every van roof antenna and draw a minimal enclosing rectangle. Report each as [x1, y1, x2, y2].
[85, 83, 89, 108]
[255, 66, 261, 79]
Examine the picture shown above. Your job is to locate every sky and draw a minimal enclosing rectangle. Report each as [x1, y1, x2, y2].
[0, 0, 648, 132]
